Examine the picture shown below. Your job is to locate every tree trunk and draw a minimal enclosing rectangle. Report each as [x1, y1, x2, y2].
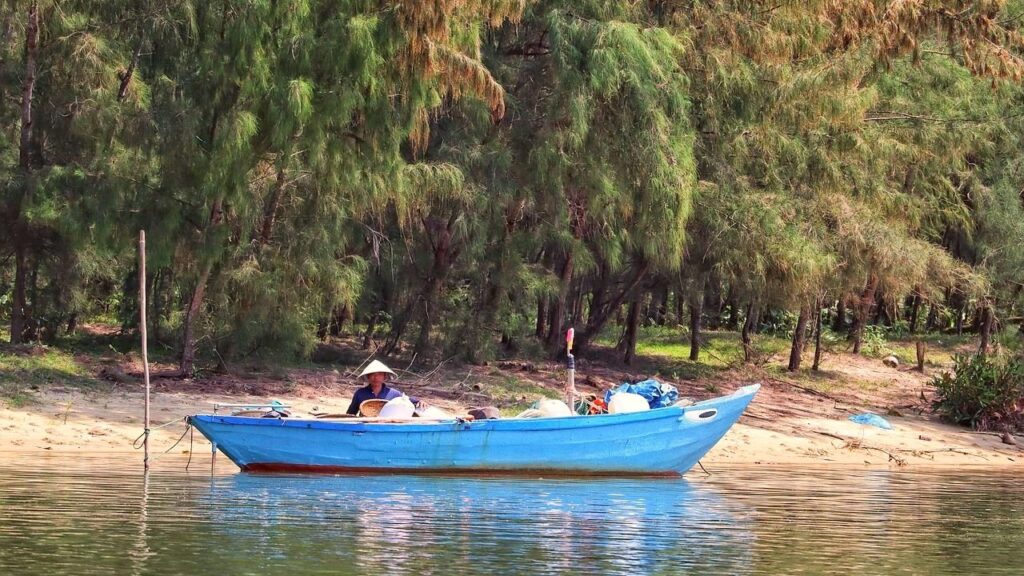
[724, 290, 739, 331]
[688, 273, 707, 362]
[674, 289, 684, 327]
[117, 36, 144, 101]
[9, 3, 39, 345]
[19, 2, 38, 171]
[832, 296, 847, 332]
[925, 298, 941, 332]
[655, 283, 669, 326]
[413, 213, 459, 361]
[575, 262, 649, 353]
[978, 300, 994, 356]
[414, 276, 443, 359]
[908, 291, 922, 334]
[788, 303, 810, 371]
[256, 167, 287, 251]
[741, 300, 756, 363]
[10, 243, 27, 344]
[180, 261, 212, 375]
[545, 252, 574, 347]
[850, 274, 879, 355]
[25, 252, 39, 341]
[572, 280, 585, 326]
[179, 197, 225, 375]
[623, 293, 641, 365]
[812, 298, 824, 371]
[535, 297, 547, 339]
[705, 273, 722, 329]
[361, 310, 378, 350]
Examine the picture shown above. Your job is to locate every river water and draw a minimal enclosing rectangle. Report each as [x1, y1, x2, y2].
[0, 454, 1020, 575]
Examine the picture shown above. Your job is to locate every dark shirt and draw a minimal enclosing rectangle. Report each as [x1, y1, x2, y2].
[346, 383, 419, 415]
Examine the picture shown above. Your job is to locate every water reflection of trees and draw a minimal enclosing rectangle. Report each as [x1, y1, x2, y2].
[198, 475, 755, 575]
[3, 462, 1022, 575]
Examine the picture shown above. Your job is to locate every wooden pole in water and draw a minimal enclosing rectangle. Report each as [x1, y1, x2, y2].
[139, 230, 151, 470]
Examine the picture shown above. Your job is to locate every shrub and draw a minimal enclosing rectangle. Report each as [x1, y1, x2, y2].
[860, 325, 890, 358]
[931, 353, 1024, 431]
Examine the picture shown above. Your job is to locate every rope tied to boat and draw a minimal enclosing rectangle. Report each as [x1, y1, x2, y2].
[132, 416, 191, 458]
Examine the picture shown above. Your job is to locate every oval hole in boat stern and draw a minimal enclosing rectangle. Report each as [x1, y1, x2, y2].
[681, 408, 718, 423]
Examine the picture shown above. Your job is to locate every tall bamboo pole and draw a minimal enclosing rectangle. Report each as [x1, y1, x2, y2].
[139, 230, 151, 469]
[565, 328, 576, 412]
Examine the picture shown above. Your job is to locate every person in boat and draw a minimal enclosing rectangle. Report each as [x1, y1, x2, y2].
[346, 360, 421, 415]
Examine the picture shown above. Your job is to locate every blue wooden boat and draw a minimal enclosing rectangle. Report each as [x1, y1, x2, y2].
[189, 383, 760, 477]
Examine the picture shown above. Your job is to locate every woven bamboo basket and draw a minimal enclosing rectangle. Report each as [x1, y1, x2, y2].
[358, 398, 388, 417]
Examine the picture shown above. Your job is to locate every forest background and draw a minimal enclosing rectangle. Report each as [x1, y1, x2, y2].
[3, 1, 1024, 430]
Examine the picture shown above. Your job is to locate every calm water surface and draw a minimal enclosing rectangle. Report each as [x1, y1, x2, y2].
[0, 454, 1020, 575]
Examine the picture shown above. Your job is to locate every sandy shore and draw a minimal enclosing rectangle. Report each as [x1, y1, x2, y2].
[2, 371, 1020, 469]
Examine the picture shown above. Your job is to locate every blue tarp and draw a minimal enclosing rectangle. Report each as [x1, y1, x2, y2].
[848, 413, 893, 430]
[604, 379, 679, 409]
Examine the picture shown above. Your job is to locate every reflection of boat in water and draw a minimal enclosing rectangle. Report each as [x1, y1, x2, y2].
[188, 384, 760, 477]
[200, 474, 755, 574]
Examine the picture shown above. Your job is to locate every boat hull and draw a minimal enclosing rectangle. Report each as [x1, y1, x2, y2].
[189, 384, 759, 477]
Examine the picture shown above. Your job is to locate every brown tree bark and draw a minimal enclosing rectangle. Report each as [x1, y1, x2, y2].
[978, 299, 994, 356]
[256, 167, 287, 250]
[535, 297, 547, 339]
[574, 261, 649, 353]
[850, 274, 879, 355]
[10, 244, 27, 344]
[180, 260, 212, 374]
[117, 37, 144, 101]
[724, 289, 739, 331]
[413, 213, 460, 360]
[19, 2, 38, 171]
[9, 2, 39, 345]
[925, 294, 942, 332]
[788, 303, 810, 371]
[832, 295, 847, 332]
[812, 298, 824, 371]
[674, 289, 684, 327]
[655, 283, 669, 326]
[362, 311, 378, 350]
[545, 252, 574, 347]
[688, 273, 707, 362]
[908, 290, 922, 334]
[179, 198, 224, 375]
[742, 300, 756, 363]
[623, 293, 641, 365]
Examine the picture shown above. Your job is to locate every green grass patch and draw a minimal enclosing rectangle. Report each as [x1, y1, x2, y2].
[595, 326, 790, 380]
[0, 345, 102, 407]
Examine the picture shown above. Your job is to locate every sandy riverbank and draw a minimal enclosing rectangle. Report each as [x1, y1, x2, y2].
[2, 352, 1020, 468]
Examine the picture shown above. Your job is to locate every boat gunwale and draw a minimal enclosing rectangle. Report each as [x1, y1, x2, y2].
[188, 383, 760, 433]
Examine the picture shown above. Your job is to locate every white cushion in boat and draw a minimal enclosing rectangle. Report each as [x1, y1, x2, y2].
[378, 395, 415, 418]
[608, 392, 650, 414]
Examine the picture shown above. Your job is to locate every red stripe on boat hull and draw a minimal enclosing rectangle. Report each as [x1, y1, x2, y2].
[242, 462, 681, 478]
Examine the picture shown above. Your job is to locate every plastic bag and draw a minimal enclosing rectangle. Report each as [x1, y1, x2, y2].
[604, 379, 679, 409]
[848, 413, 892, 430]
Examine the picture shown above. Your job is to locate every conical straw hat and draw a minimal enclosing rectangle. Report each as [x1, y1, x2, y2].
[359, 359, 396, 378]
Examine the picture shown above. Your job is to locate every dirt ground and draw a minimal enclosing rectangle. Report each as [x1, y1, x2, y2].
[1, 343, 1021, 469]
